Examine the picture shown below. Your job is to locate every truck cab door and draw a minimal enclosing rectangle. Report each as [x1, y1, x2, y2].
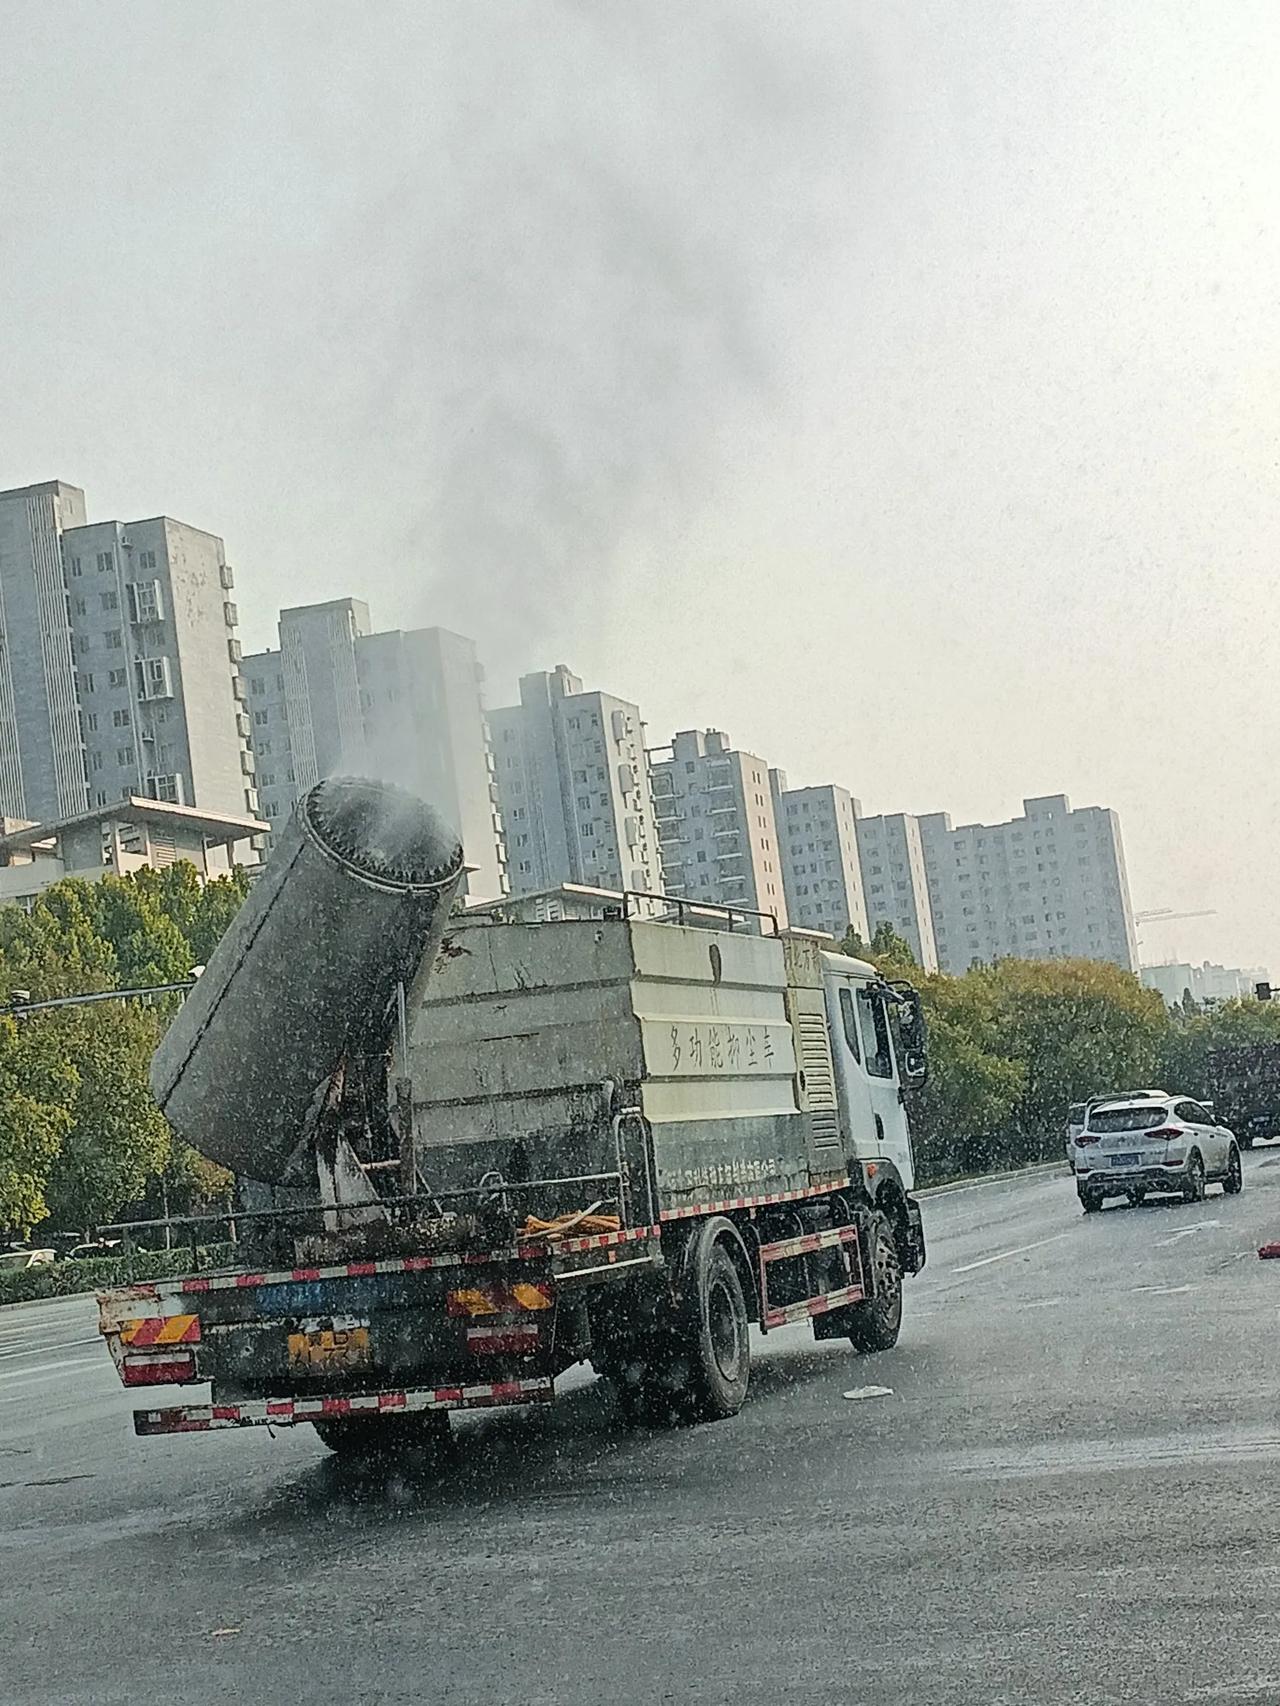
[825, 975, 916, 1192]
[855, 983, 916, 1190]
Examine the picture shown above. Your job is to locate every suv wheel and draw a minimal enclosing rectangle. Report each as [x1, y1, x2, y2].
[1078, 1188, 1102, 1214]
[1222, 1143, 1243, 1196]
[1182, 1150, 1206, 1204]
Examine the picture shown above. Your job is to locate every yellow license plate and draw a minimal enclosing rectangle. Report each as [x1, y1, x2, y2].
[287, 1324, 370, 1375]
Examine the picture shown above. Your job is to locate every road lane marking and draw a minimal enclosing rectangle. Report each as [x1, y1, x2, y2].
[0, 1357, 117, 1400]
[0, 1337, 101, 1361]
[1154, 1221, 1220, 1248]
[951, 1233, 1069, 1273]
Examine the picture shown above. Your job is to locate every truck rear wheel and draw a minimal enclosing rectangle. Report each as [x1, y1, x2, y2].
[609, 1234, 751, 1426]
[844, 1211, 903, 1354]
[678, 1239, 751, 1421]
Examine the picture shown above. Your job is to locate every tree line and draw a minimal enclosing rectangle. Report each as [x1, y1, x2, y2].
[0, 864, 249, 1239]
[846, 922, 1280, 1181]
[3, 874, 1276, 1240]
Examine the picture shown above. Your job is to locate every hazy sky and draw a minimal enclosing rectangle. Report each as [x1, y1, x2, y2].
[2, 2, 1278, 969]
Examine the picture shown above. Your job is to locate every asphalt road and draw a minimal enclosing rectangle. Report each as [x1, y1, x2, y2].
[7, 1155, 1280, 1706]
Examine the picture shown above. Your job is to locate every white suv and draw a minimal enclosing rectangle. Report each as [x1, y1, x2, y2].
[1072, 1095, 1243, 1212]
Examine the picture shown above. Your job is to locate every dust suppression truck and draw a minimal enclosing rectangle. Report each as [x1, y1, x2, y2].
[98, 777, 929, 1455]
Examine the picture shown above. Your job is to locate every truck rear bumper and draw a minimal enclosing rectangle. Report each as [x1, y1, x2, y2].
[134, 1376, 553, 1436]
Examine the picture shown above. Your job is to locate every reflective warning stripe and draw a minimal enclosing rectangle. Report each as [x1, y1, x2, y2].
[465, 1323, 542, 1355]
[761, 1280, 865, 1331]
[120, 1315, 200, 1347]
[659, 1178, 852, 1221]
[133, 1377, 553, 1436]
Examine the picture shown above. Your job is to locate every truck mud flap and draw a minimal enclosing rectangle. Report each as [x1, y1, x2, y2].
[134, 1377, 554, 1436]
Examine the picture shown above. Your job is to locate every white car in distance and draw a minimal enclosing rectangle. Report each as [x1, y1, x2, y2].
[1072, 1095, 1243, 1212]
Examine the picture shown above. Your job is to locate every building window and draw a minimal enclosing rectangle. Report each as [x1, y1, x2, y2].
[139, 549, 157, 570]
[116, 746, 133, 767]
[135, 656, 173, 699]
[68, 556, 83, 578]
[96, 551, 113, 573]
[85, 712, 98, 732]
[127, 580, 163, 623]
[147, 772, 184, 804]
[100, 590, 118, 611]
[105, 629, 123, 649]
[108, 668, 126, 689]
[112, 708, 130, 728]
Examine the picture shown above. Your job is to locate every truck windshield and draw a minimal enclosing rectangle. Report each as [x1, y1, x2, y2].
[1088, 1107, 1170, 1133]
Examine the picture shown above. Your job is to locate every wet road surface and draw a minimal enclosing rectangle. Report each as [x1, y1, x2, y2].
[6, 1153, 1280, 1705]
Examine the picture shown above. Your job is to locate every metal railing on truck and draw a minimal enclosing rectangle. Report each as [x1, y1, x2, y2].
[99, 1106, 659, 1267]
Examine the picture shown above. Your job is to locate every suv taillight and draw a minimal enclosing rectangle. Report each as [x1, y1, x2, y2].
[1077, 1133, 1101, 1145]
[1146, 1126, 1182, 1141]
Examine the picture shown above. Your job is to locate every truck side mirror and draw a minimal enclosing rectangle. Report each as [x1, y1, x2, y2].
[897, 991, 928, 1087]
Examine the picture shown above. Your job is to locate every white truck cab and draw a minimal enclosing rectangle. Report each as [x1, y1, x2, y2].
[822, 952, 918, 1193]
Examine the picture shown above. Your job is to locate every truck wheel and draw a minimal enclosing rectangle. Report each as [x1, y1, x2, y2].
[845, 1212, 903, 1353]
[314, 1410, 452, 1465]
[609, 1231, 751, 1426]
[676, 1239, 751, 1421]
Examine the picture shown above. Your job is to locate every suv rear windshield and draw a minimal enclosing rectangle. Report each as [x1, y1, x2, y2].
[1088, 1106, 1169, 1133]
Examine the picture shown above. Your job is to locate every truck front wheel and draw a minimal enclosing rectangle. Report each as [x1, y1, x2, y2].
[844, 1211, 903, 1354]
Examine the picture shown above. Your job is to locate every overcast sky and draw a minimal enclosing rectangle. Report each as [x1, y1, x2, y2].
[2, 1, 1277, 970]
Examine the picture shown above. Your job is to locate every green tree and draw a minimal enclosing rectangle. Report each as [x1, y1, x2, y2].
[0, 1017, 77, 1236]
[87, 874, 194, 988]
[128, 863, 252, 968]
[41, 1004, 171, 1233]
[840, 920, 918, 977]
[0, 881, 117, 999]
[980, 957, 1168, 1158]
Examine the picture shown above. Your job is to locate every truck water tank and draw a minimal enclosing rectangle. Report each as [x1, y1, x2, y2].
[150, 777, 464, 1184]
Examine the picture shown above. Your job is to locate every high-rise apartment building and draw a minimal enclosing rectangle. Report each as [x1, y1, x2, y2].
[64, 516, 252, 818]
[241, 650, 293, 829]
[355, 626, 505, 900]
[490, 665, 660, 897]
[918, 794, 1138, 971]
[0, 480, 88, 821]
[650, 730, 788, 927]
[246, 603, 506, 898]
[853, 812, 939, 971]
[278, 598, 371, 792]
[0, 481, 253, 824]
[770, 773, 868, 942]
